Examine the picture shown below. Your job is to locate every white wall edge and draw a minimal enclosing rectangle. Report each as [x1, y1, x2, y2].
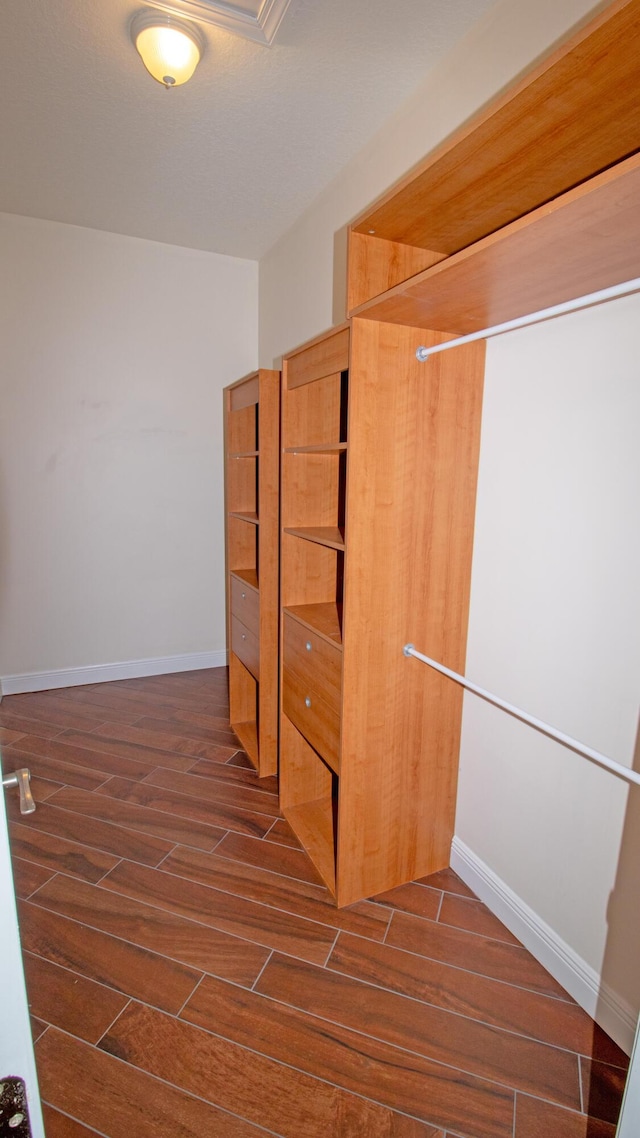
[451, 836, 637, 1055]
[0, 651, 228, 695]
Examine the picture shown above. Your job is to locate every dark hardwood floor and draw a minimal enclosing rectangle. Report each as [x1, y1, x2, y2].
[1, 668, 628, 1137]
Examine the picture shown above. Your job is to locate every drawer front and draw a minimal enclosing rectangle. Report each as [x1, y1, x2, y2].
[230, 575, 260, 638]
[231, 614, 260, 680]
[282, 614, 342, 769]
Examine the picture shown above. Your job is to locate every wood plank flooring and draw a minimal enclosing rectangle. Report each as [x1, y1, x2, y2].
[1, 667, 628, 1138]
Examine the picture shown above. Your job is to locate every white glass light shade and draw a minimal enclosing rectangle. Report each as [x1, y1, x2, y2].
[131, 12, 204, 87]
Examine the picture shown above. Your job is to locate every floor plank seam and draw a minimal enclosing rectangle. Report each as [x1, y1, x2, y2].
[42, 1102, 110, 1138]
[175, 1001, 500, 1135]
[42, 1025, 288, 1138]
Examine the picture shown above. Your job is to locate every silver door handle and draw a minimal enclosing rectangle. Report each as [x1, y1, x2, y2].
[2, 768, 35, 815]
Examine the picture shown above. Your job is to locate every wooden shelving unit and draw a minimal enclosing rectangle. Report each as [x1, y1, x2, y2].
[278, 0, 640, 905]
[279, 321, 484, 905]
[224, 369, 280, 778]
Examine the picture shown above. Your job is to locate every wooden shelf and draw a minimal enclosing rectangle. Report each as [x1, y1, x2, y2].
[228, 450, 259, 459]
[230, 567, 259, 591]
[284, 797, 336, 892]
[348, 0, 640, 310]
[284, 526, 345, 551]
[231, 720, 259, 765]
[229, 511, 259, 525]
[353, 154, 640, 332]
[284, 443, 347, 455]
[283, 603, 343, 648]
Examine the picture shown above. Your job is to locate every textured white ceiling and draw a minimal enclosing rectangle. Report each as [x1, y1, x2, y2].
[1, 0, 496, 259]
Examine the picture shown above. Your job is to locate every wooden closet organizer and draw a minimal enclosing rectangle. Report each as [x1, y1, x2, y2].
[224, 370, 280, 778]
[278, 0, 640, 905]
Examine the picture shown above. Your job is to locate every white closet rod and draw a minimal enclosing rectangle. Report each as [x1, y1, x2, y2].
[402, 644, 640, 788]
[415, 277, 640, 362]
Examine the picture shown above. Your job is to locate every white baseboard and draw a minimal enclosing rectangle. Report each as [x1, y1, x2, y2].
[451, 836, 637, 1055]
[0, 651, 228, 695]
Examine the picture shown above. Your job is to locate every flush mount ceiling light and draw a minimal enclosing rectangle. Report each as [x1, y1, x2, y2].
[131, 10, 205, 87]
[145, 1, 293, 46]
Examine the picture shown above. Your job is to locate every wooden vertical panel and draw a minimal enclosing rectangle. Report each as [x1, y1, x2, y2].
[280, 534, 341, 610]
[279, 716, 336, 894]
[227, 456, 257, 516]
[336, 318, 484, 906]
[283, 370, 344, 448]
[256, 369, 280, 777]
[347, 230, 445, 313]
[229, 374, 259, 411]
[227, 516, 257, 575]
[224, 370, 280, 778]
[227, 402, 258, 453]
[281, 453, 342, 530]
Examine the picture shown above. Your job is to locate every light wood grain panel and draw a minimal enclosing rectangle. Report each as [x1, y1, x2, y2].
[283, 797, 336, 894]
[285, 325, 350, 389]
[227, 514, 257, 576]
[226, 399, 256, 457]
[334, 318, 484, 905]
[279, 715, 333, 808]
[355, 154, 640, 331]
[351, 0, 640, 254]
[281, 452, 343, 530]
[283, 368, 345, 448]
[348, 230, 446, 311]
[280, 532, 342, 609]
[226, 455, 256, 515]
[228, 373, 259, 412]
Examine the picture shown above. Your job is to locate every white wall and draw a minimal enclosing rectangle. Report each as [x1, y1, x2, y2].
[0, 213, 258, 681]
[257, 0, 639, 1044]
[456, 296, 640, 1034]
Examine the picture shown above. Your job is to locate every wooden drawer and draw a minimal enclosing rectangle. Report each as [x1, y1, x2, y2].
[231, 614, 260, 681]
[230, 575, 259, 638]
[282, 613, 342, 770]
